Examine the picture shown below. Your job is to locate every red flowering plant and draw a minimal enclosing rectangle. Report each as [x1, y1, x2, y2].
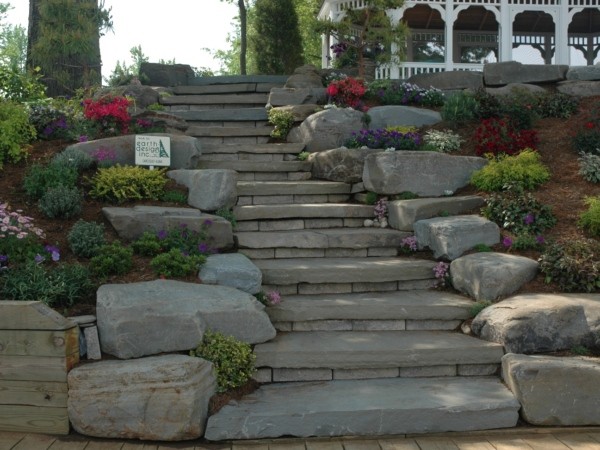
[326, 77, 367, 110]
[83, 95, 132, 137]
[572, 105, 600, 156]
[474, 117, 538, 157]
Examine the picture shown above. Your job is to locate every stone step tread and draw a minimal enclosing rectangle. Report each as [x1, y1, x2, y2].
[198, 160, 312, 173]
[254, 257, 436, 285]
[172, 83, 280, 95]
[238, 181, 351, 196]
[236, 228, 410, 249]
[201, 143, 306, 155]
[186, 126, 273, 137]
[234, 203, 374, 221]
[254, 330, 504, 369]
[187, 75, 287, 86]
[204, 377, 520, 439]
[267, 290, 474, 322]
[161, 93, 269, 105]
[171, 108, 268, 122]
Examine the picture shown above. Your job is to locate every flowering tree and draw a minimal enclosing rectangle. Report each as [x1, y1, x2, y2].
[316, 0, 407, 78]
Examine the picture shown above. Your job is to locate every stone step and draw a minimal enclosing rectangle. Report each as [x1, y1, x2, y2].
[234, 203, 374, 221]
[172, 83, 281, 95]
[254, 331, 503, 373]
[237, 172, 313, 182]
[161, 93, 269, 106]
[187, 74, 288, 86]
[267, 290, 474, 328]
[236, 228, 410, 252]
[170, 108, 268, 122]
[237, 181, 352, 206]
[204, 377, 520, 439]
[186, 126, 273, 138]
[198, 160, 311, 173]
[202, 143, 305, 155]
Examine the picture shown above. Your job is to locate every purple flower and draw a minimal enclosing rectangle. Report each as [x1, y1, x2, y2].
[266, 291, 282, 305]
[198, 242, 210, 254]
[0, 254, 8, 266]
[78, 135, 88, 142]
[203, 219, 213, 227]
[34, 254, 45, 264]
[523, 213, 535, 225]
[536, 235, 545, 245]
[157, 230, 168, 240]
[502, 236, 513, 248]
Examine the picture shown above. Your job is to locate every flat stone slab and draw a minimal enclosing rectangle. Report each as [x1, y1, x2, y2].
[367, 106, 442, 130]
[255, 257, 436, 285]
[234, 203, 374, 221]
[566, 65, 600, 81]
[102, 205, 233, 250]
[451, 252, 539, 301]
[483, 61, 568, 86]
[388, 196, 485, 231]
[199, 253, 262, 294]
[557, 80, 600, 97]
[97, 280, 276, 358]
[267, 290, 474, 322]
[202, 143, 305, 155]
[68, 355, 216, 441]
[237, 181, 351, 196]
[502, 353, 600, 426]
[472, 293, 600, 354]
[414, 215, 500, 260]
[204, 377, 519, 439]
[254, 330, 504, 369]
[199, 160, 311, 172]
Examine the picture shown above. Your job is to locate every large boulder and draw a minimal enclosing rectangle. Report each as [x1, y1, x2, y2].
[139, 62, 195, 86]
[310, 147, 381, 183]
[167, 169, 238, 211]
[102, 205, 234, 250]
[413, 215, 500, 260]
[557, 80, 600, 97]
[451, 252, 539, 301]
[285, 65, 324, 88]
[502, 353, 600, 426]
[566, 66, 600, 81]
[97, 280, 276, 358]
[68, 355, 216, 440]
[367, 106, 442, 130]
[471, 293, 600, 353]
[363, 151, 487, 196]
[95, 84, 160, 109]
[66, 134, 201, 169]
[268, 87, 326, 107]
[131, 110, 189, 133]
[485, 83, 547, 97]
[288, 108, 366, 152]
[407, 71, 483, 91]
[483, 61, 568, 86]
[199, 253, 262, 294]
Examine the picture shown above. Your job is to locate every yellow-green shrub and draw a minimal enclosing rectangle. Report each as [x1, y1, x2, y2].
[88, 165, 168, 203]
[0, 101, 36, 169]
[470, 149, 550, 192]
[579, 196, 600, 237]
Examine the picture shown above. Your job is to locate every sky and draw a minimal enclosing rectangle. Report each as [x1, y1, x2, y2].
[5, 0, 239, 77]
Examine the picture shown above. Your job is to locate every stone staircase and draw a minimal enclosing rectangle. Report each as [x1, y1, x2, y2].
[162, 76, 520, 441]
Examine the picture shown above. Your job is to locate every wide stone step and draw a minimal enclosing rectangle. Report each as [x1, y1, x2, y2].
[198, 160, 311, 173]
[187, 74, 288, 86]
[171, 108, 268, 122]
[236, 228, 410, 251]
[186, 126, 273, 138]
[172, 82, 281, 95]
[234, 203, 374, 221]
[204, 377, 520, 439]
[254, 330, 503, 371]
[238, 181, 351, 196]
[161, 93, 268, 105]
[202, 143, 305, 155]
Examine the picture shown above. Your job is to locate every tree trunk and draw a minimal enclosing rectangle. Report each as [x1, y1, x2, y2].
[26, 0, 41, 69]
[238, 0, 247, 75]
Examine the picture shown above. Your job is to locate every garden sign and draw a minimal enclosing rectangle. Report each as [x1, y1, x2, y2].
[134, 135, 171, 169]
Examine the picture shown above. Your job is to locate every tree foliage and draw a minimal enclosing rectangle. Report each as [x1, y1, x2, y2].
[293, 0, 321, 67]
[250, 0, 303, 74]
[220, 0, 250, 75]
[26, 0, 112, 96]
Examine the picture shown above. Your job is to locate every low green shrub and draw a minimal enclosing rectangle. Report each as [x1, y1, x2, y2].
[508, 233, 546, 251]
[268, 109, 295, 140]
[422, 129, 463, 153]
[68, 220, 106, 258]
[441, 91, 477, 126]
[572, 130, 600, 156]
[472, 243, 493, 252]
[150, 249, 206, 277]
[0, 66, 46, 102]
[23, 164, 79, 200]
[189, 330, 256, 393]
[471, 150, 550, 192]
[297, 151, 309, 161]
[579, 196, 600, 237]
[0, 100, 36, 170]
[481, 184, 556, 235]
[38, 185, 82, 219]
[539, 238, 600, 292]
[534, 92, 578, 119]
[51, 147, 94, 171]
[0, 261, 93, 308]
[131, 231, 163, 256]
[215, 208, 237, 229]
[578, 153, 600, 183]
[87, 165, 168, 203]
[89, 241, 133, 277]
[159, 189, 188, 204]
[571, 345, 591, 356]
[469, 300, 492, 318]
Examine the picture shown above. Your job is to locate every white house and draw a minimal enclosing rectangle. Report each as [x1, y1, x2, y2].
[319, 0, 600, 78]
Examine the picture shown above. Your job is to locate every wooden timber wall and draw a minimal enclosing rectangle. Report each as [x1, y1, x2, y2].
[0, 301, 79, 435]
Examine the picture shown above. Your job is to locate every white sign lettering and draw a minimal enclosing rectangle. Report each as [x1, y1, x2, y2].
[135, 135, 171, 167]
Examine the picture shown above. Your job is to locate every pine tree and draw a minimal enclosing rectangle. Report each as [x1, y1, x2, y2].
[250, 0, 303, 75]
[26, 0, 112, 97]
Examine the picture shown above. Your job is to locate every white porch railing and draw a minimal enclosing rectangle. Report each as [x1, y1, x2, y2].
[377, 62, 484, 80]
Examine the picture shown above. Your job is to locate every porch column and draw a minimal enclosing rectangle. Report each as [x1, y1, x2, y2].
[555, 2, 570, 64]
[499, 0, 512, 61]
[322, 33, 331, 69]
[445, 0, 455, 70]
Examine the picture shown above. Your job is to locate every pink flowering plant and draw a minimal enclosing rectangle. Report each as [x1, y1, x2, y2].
[326, 77, 367, 109]
[400, 235, 418, 254]
[433, 261, 450, 288]
[255, 290, 282, 306]
[0, 203, 48, 266]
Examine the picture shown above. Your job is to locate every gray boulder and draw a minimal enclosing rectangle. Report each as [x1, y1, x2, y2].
[95, 84, 159, 109]
[102, 205, 234, 250]
[502, 353, 600, 426]
[451, 252, 539, 301]
[413, 215, 500, 260]
[199, 253, 262, 294]
[485, 83, 547, 97]
[407, 71, 483, 91]
[483, 61, 568, 86]
[310, 147, 381, 183]
[68, 355, 215, 440]
[566, 66, 600, 81]
[168, 169, 238, 211]
[131, 110, 189, 133]
[97, 280, 275, 359]
[363, 151, 487, 196]
[66, 134, 201, 169]
[140, 62, 195, 86]
[285, 65, 324, 88]
[288, 108, 366, 152]
[557, 80, 600, 97]
[472, 293, 600, 353]
[388, 196, 485, 231]
[367, 106, 442, 130]
[268, 87, 326, 107]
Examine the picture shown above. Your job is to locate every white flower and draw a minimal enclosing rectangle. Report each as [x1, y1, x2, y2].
[444, 190, 454, 196]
